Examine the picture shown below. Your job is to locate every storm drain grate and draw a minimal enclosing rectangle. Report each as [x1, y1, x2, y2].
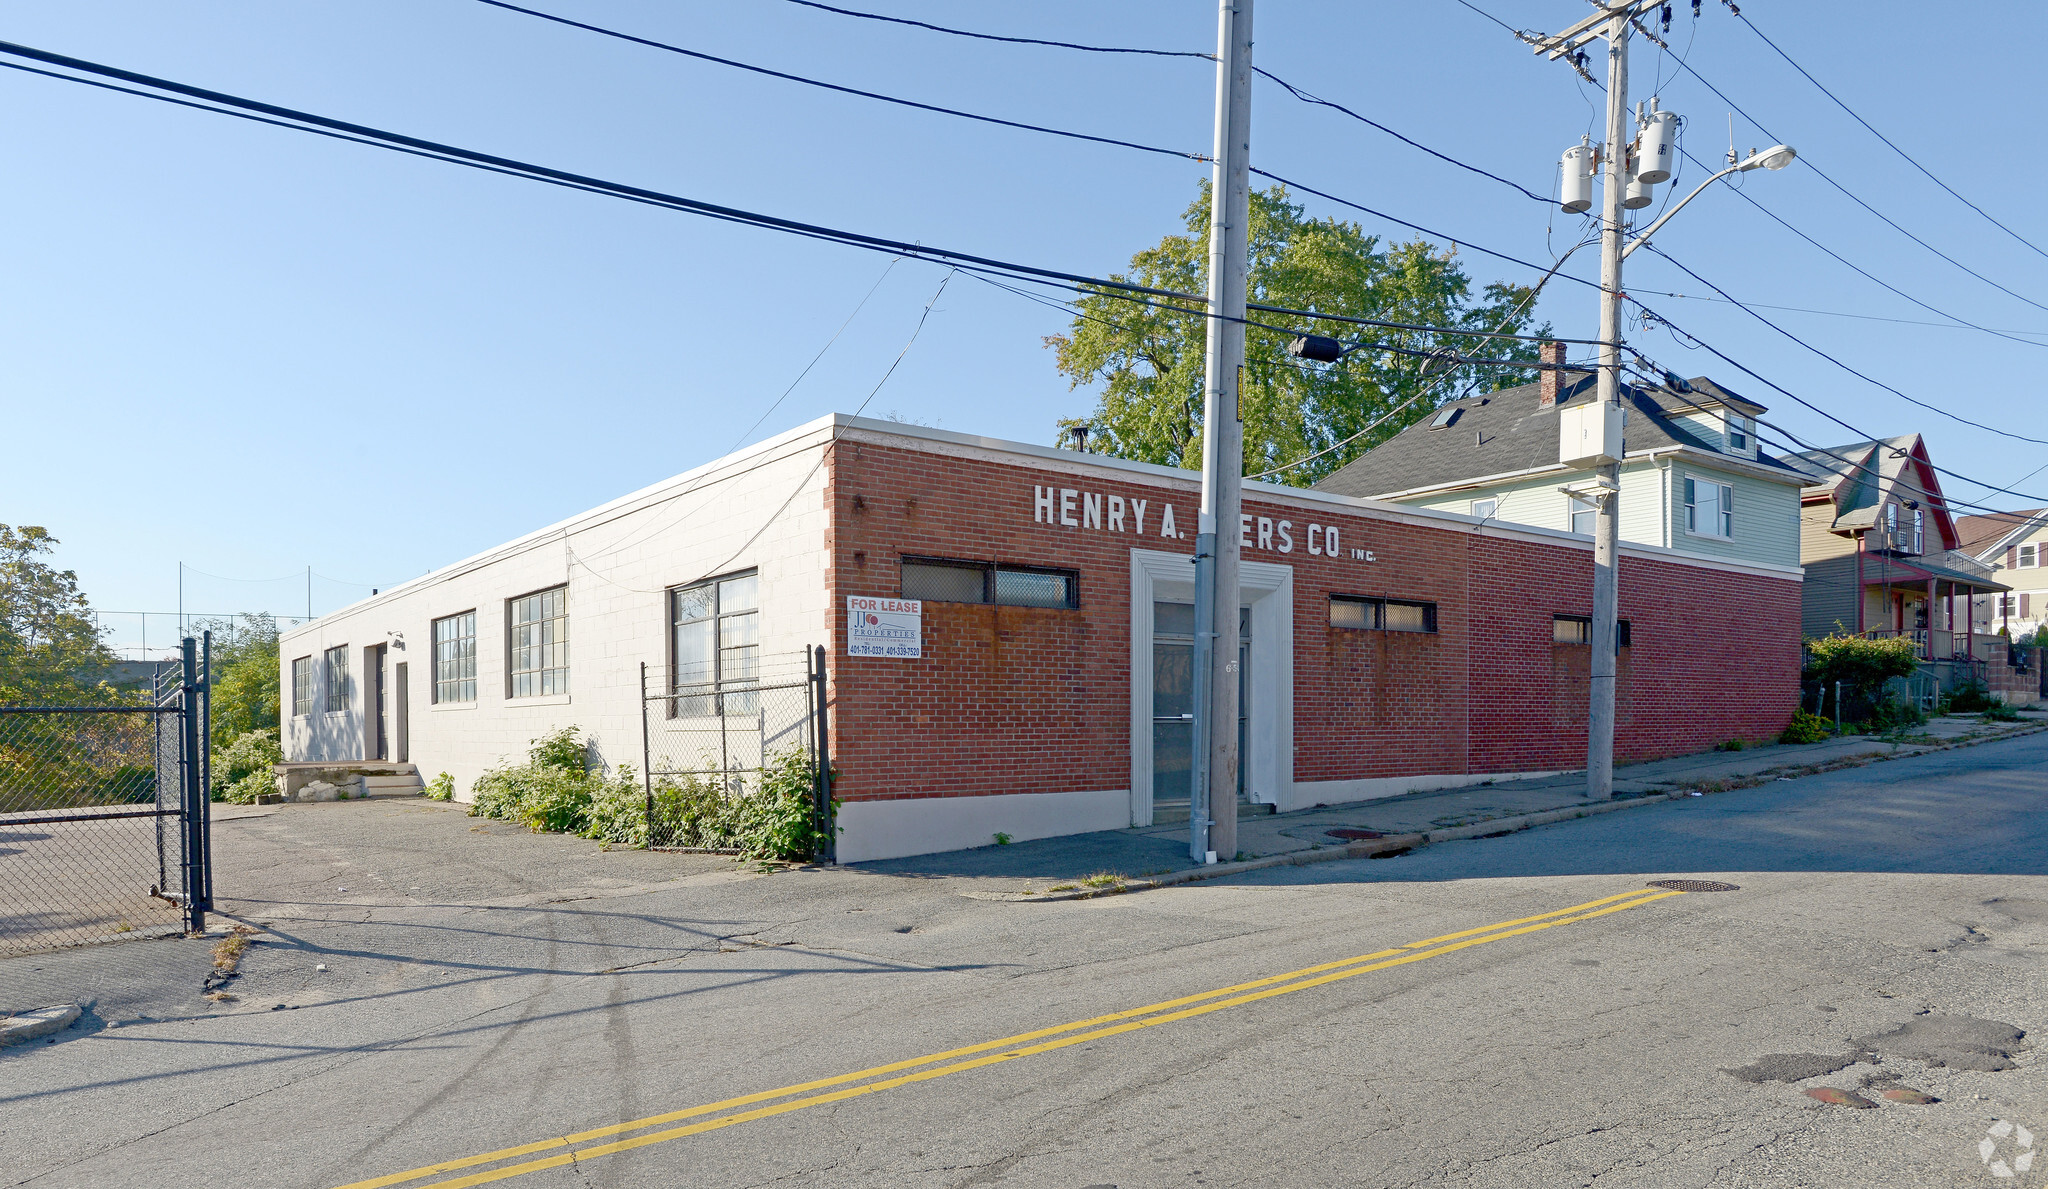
[1648, 879, 1740, 892]
[1326, 828, 1387, 840]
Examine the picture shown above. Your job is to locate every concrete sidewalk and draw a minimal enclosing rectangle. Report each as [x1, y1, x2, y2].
[850, 711, 2048, 898]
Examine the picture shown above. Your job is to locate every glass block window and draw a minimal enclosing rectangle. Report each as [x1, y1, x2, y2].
[292, 656, 313, 717]
[1553, 615, 1632, 648]
[900, 558, 1077, 609]
[1330, 596, 1436, 633]
[671, 570, 759, 715]
[432, 611, 477, 704]
[323, 645, 349, 712]
[508, 587, 569, 698]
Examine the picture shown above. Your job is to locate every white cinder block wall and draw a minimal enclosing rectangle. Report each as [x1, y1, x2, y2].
[279, 420, 836, 800]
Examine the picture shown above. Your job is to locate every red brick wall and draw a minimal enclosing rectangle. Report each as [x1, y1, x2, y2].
[826, 438, 1802, 804]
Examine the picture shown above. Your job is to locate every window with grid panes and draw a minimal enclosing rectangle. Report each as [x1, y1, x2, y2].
[508, 587, 569, 698]
[900, 558, 1077, 608]
[324, 645, 349, 712]
[432, 611, 476, 704]
[670, 571, 758, 716]
[292, 657, 313, 717]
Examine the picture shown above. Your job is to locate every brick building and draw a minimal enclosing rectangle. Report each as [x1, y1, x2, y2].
[281, 414, 1803, 862]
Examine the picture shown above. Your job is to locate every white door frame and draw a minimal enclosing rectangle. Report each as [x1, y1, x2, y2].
[1127, 548, 1294, 827]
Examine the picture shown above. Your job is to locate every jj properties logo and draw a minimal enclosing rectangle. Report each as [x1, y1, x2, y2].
[1980, 1120, 2037, 1179]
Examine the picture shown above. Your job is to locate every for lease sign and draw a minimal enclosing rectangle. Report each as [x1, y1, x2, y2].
[847, 596, 922, 658]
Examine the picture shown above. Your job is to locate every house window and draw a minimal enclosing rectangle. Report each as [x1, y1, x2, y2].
[292, 657, 313, 717]
[1912, 508, 1925, 556]
[1725, 414, 1750, 452]
[1998, 595, 2018, 617]
[508, 586, 569, 698]
[671, 571, 759, 715]
[1553, 615, 1632, 649]
[1471, 498, 1498, 520]
[2021, 544, 2039, 569]
[1569, 496, 1596, 536]
[323, 645, 349, 712]
[1684, 476, 1733, 538]
[1884, 504, 1899, 545]
[900, 558, 1078, 609]
[1330, 595, 1437, 633]
[432, 611, 477, 704]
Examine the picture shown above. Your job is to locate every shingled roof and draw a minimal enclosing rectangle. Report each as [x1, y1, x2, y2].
[1314, 370, 1803, 500]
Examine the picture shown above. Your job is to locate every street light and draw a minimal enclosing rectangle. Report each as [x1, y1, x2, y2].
[1623, 143, 1796, 259]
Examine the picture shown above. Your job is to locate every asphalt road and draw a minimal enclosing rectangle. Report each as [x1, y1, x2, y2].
[4, 733, 2046, 1189]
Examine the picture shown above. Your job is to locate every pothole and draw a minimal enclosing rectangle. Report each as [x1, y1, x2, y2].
[1852, 1015, 2028, 1073]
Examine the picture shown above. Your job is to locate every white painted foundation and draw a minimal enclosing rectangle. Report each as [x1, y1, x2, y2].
[1280, 769, 1573, 814]
[836, 788, 1130, 864]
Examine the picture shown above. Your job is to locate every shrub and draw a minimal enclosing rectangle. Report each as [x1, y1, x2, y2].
[1944, 679, 1995, 714]
[1804, 634, 1922, 701]
[1713, 739, 1746, 752]
[423, 772, 455, 801]
[1983, 700, 2022, 722]
[731, 748, 835, 862]
[469, 726, 610, 833]
[213, 728, 283, 803]
[1778, 709, 1831, 745]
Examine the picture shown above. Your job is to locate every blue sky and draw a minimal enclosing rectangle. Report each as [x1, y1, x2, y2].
[5, 2, 2044, 656]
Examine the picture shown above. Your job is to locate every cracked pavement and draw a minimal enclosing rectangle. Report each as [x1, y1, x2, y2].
[3, 732, 2047, 1187]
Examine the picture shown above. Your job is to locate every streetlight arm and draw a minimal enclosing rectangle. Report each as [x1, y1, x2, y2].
[1621, 163, 1739, 260]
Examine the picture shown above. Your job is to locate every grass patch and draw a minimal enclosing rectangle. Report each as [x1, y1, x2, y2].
[212, 934, 249, 976]
[1047, 884, 1079, 892]
[1080, 872, 1127, 890]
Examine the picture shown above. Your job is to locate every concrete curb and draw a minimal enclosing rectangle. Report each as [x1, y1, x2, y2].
[1, 1004, 81, 1046]
[993, 719, 2047, 904]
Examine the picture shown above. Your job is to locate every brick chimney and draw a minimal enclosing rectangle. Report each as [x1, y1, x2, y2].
[1537, 340, 1567, 409]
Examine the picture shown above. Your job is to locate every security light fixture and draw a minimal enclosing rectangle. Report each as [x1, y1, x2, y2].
[1737, 144, 1797, 172]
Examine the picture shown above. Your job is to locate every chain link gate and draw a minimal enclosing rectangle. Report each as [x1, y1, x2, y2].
[638, 648, 833, 860]
[0, 636, 213, 954]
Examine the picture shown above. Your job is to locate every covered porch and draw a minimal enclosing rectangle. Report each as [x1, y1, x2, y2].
[1856, 552, 2009, 661]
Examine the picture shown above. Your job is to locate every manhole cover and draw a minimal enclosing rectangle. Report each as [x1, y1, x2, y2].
[1648, 879, 1740, 892]
[1326, 828, 1387, 840]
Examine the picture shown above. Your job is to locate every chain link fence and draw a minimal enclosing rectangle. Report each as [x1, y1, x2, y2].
[638, 651, 832, 856]
[0, 642, 210, 955]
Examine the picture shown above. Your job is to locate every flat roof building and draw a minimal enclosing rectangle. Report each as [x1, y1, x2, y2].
[281, 414, 1803, 863]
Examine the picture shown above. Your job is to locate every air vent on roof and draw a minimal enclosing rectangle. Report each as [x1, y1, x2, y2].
[1428, 406, 1463, 430]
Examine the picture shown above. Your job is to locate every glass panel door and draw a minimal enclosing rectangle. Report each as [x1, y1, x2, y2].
[1150, 602, 1250, 818]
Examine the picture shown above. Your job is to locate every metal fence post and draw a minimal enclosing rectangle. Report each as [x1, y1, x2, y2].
[811, 645, 835, 864]
[640, 662, 654, 842]
[199, 629, 214, 911]
[179, 637, 205, 933]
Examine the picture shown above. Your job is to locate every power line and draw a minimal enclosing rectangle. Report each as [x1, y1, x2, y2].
[1663, 53, 2048, 318]
[727, 254, 904, 452]
[779, 0, 1212, 61]
[1629, 287, 2048, 340]
[1250, 67, 1550, 204]
[469, 0, 1209, 164]
[1622, 301, 2048, 507]
[0, 38, 1608, 358]
[1735, 11, 2048, 266]
[1639, 243, 2048, 447]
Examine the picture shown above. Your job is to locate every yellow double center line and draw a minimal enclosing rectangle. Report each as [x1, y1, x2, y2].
[337, 886, 1684, 1189]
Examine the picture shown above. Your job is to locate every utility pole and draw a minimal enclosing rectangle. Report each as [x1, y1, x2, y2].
[1586, 6, 1630, 802]
[1191, 0, 1253, 865]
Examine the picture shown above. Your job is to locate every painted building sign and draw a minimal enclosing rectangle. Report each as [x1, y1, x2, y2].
[1030, 485, 1375, 562]
[847, 596, 922, 658]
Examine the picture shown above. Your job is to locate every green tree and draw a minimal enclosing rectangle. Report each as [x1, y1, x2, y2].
[0, 524, 121, 704]
[1047, 182, 1548, 485]
[188, 614, 281, 749]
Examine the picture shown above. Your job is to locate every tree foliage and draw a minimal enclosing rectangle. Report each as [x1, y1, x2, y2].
[188, 614, 281, 749]
[1046, 183, 1549, 485]
[0, 524, 121, 705]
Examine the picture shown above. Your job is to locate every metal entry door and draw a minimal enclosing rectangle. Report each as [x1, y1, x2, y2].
[1151, 602, 1248, 817]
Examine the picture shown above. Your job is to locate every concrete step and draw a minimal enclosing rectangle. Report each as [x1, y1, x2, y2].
[362, 775, 426, 798]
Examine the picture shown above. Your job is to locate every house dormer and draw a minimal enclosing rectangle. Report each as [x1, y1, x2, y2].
[1658, 378, 1762, 462]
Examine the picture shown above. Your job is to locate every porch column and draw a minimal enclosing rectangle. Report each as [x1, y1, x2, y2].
[1855, 534, 1865, 633]
[1926, 578, 1935, 659]
[1965, 584, 1974, 663]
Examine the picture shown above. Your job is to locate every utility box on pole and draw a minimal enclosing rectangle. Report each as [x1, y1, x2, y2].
[1559, 400, 1626, 468]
